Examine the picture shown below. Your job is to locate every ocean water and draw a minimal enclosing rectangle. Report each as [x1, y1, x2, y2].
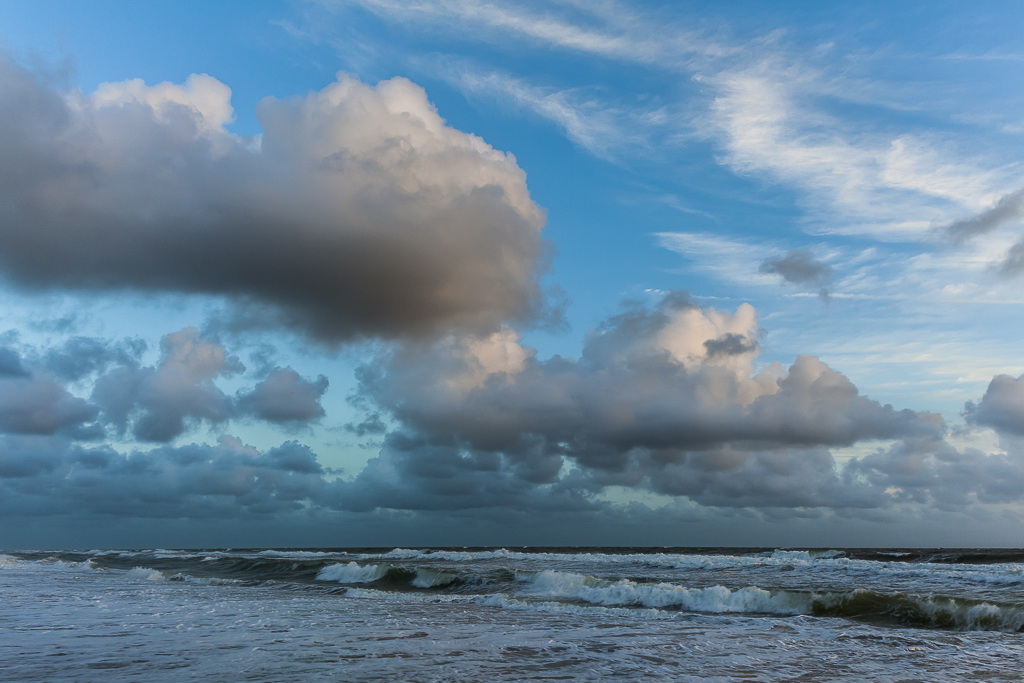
[2, 548, 1023, 681]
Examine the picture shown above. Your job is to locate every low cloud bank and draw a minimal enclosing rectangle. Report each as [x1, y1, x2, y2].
[0, 304, 1020, 524]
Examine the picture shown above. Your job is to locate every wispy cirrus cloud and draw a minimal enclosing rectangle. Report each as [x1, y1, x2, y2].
[325, 0, 729, 65]
[320, 1, 1021, 245]
[440, 62, 662, 158]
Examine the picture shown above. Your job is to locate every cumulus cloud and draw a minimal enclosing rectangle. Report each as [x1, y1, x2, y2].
[0, 371, 99, 438]
[41, 336, 145, 381]
[338, 294, 939, 511]
[236, 367, 329, 428]
[1, 308, 1022, 522]
[965, 373, 1024, 437]
[88, 328, 331, 441]
[759, 249, 832, 301]
[0, 55, 550, 342]
[91, 328, 243, 442]
[849, 435, 1024, 510]
[0, 328, 330, 444]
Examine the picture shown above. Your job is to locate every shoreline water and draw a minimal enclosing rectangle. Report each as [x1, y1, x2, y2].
[3, 547, 1023, 681]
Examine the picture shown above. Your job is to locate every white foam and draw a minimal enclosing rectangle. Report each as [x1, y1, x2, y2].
[411, 568, 458, 588]
[0, 554, 22, 567]
[479, 593, 668, 619]
[126, 567, 166, 581]
[257, 550, 340, 559]
[317, 562, 390, 583]
[343, 587, 472, 604]
[522, 570, 811, 614]
[43, 557, 98, 571]
[771, 550, 845, 561]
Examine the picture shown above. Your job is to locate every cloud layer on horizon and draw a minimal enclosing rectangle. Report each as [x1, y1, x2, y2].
[3, 296, 1017, 527]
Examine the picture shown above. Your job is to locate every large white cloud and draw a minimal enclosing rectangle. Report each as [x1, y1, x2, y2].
[0, 55, 550, 342]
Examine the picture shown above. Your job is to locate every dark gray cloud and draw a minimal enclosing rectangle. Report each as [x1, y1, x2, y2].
[236, 367, 329, 427]
[999, 238, 1024, 276]
[0, 345, 101, 438]
[345, 412, 388, 437]
[849, 436, 1024, 510]
[0, 347, 29, 377]
[965, 373, 1024, 436]
[0, 372, 99, 437]
[759, 249, 832, 301]
[704, 332, 758, 358]
[0, 435, 333, 518]
[2, 427, 1020, 523]
[0, 55, 551, 343]
[940, 188, 1024, 245]
[1, 330, 1022, 524]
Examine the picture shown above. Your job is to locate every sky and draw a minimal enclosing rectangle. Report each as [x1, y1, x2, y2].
[1, 0, 1024, 548]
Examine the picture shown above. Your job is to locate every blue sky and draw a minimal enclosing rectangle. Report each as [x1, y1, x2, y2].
[1, 1, 1024, 547]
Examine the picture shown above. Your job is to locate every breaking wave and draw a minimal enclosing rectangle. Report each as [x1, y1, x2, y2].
[7, 547, 1024, 632]
[316, 562, 461, 588]
[513, 570, 1024, 631]
[317, 562, 392, 583]
[126, 567, 166, 581]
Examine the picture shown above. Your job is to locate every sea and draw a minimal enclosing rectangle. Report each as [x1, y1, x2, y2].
[2, 547, 1023, 682]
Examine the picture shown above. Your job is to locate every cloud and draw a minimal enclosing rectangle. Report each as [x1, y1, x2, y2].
[849, 435, 1024, 509]
[41, 336, 145, 381]
[441, 64, 659, 159]
[0, 311, 1021, 522]
[965, 373, 1024, 436]
[0, 371, 99, 438]
[338, 1, 1012, 241]
[0, 55, 550, 343]
[337, 0, 725, 67]
[759, 248, 832, 300]
[0, 347, 29, 377]
[236, 367, 329, 428]
[0, 435, 332, 518]
[940, 187, 1024, 244]
[91, 328, 243, 442]
[0, 328, 333, 444]
[89, 328, 331, 441]
[336, 294, 940, 512]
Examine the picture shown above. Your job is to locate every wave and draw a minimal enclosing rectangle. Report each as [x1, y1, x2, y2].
[364, 548, 1024, 588]
[317, 562, 392, 583]
[523, 570, 808, 614]
[0, 554, 23, 567]
[515, 570, 1024, 631]
[770, 549, 846, 560]
[126, 566, 166, 581]
[316, 562, 462, 588]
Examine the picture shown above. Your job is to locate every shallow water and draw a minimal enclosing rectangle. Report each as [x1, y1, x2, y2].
[2, 547, 1023, 681]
